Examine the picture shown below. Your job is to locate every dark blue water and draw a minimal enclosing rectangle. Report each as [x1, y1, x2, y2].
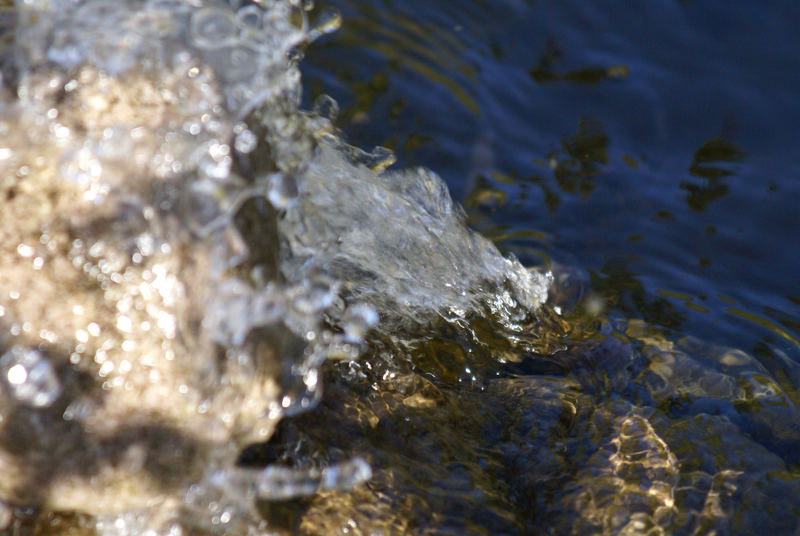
[294, 3, 800, 532]
[302, 0, 800, 369]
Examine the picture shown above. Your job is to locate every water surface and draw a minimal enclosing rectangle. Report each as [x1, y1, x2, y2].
[302, 0, 800, 357]
[295, 1, 800, 533]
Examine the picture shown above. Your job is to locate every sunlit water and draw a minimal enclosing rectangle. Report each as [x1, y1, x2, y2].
[0, 0, 799, 535]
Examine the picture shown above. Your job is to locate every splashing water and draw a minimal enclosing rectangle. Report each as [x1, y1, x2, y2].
[0, 0, 550, 533]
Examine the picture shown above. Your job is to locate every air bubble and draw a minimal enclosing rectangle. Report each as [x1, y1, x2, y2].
[0, 347, 62, 408]
[190, 8, 239, 50]
[235, 6, 263, 37]
[234, 128, 257, 154]
[213, 45, 261, 84]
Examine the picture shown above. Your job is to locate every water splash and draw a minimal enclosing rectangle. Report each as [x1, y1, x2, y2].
[0, 0, 550, 533]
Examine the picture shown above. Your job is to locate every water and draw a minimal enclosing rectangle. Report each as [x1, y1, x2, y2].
[0, 0, 799, 534]
[301, 0, 800, 358]
[296, 1, 800, 533]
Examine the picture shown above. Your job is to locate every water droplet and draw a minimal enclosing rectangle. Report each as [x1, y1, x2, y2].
[320, 457, 371, 491]
[16, 243, 35, 257]
[308, 8, 341, 42]
[312, 94, 339, 121]
[254, 457, 371, 500]
[342, 304, 378, 342]
[7, 364, 27, 385]
[292, 279, 336, 314]
[265, 173, 299, 209]
[201, 154, 232, 179]
[0, 347, 61, 408]
[76, 329, 89, 343]
[117, 315, 133, 333]
[341, 143, 396, 172]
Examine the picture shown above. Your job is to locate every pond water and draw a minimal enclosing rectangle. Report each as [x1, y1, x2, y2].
[293, 0, 800, 533]
[0, 0, 799, 535]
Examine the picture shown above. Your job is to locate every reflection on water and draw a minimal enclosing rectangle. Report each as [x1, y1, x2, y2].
[590, 257, 688, 333]
[547, 118, 608, 201]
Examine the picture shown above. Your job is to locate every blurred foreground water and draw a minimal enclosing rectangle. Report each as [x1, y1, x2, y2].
[0, 0, 799, 534]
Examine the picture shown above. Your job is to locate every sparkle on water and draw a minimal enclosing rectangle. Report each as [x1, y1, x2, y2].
[0, 0, 552, 534]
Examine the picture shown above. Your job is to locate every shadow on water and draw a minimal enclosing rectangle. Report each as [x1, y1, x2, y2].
[529, 37, 630, 86]
[681, 138, 745, 212]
